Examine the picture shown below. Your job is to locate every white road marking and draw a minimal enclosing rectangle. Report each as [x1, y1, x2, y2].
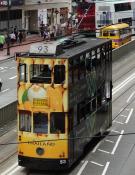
[113, 120, 124, 124]
[105, 139, 114, 143]
[120, 114, 127, 118]
[1, 70, 7, 72]
[111, 130, 124, 155]
[0, 67, 4, 70]
[125, 108, 130, 111]
[1, 89, 9, 93]
[112, 72, 135, 95]
[9, 75, 17, 79]
[7, 166, 22, 175]
[76, 160, 88, 175]
[92, 141, 102, 153]
[9, 67, 16, 69]
[90, 161, 104, 167]
[1, 162, 18, 175]
[127, 91, 135, 103]
[98, 149, 110, 154]
[111, 129, 121, 133]
[101, 162, 110, 175]
[125, 108, 134, 124]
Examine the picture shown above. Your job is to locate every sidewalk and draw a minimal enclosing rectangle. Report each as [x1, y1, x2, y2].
[0, 34, 43, 62]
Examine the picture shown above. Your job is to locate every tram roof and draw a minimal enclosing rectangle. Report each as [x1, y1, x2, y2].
[16, 36, 111, 59]
[59, 37, 111, 58]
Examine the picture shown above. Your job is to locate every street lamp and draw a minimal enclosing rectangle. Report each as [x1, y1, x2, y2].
[7, 0, 10, 55]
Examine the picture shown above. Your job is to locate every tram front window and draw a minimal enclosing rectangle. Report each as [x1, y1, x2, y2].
[33, 112, 48, 134]
[30, 64, 51, 83]
[54, 65, 65, 84]
[50, 112, 65, 134]
[19, 110, 31, 132]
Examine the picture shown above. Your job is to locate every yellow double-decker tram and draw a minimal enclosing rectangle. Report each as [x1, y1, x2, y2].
[16, 37, 112, 170]
[97, 23, 132, 49]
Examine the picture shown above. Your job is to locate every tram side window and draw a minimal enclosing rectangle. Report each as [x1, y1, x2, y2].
[50, 112, 65, 134]
[74, 58, 80, 82]
[85, 52, 91, 72]
[110, 30, 116, 36]
[69, 59, 74, 84]
[33, 113, 48, 134]
[54, 65, 65, 84]
[103, 31, 108, 36]
[79, 55, 86, 79]
[19, 63, 27, 82]
[30, 64, 51, 83]
[19, 110, 31, 132]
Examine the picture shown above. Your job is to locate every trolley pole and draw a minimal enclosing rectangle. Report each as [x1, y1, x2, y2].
[7, 0, 10, 55]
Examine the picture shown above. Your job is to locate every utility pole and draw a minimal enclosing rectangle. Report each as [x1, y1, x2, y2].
[7, 0, 10, 55]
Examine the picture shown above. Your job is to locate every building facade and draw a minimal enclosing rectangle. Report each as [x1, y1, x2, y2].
[0, 0, 72, 33]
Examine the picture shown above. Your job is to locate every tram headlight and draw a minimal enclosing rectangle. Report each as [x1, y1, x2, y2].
[36, 147, 44, 156]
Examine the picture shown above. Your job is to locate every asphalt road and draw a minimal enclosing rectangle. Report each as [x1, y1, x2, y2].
[0, 50, 135, 175]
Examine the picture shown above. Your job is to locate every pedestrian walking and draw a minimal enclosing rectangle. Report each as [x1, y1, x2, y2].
[14, 26, 18, 42]
[18, 31, 23, 43]
[0, 34, 5, 50]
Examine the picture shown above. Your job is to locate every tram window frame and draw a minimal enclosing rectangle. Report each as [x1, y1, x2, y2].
[19, 110, 31, 132]
[85, 52, 91, 72]
[74, 57, 80, 82]
[69, 59, 74, 84]
[79, 54, 86, 79]
[68, 109, 74, 132]
[33, 112, 48, 134]
[54, 65, 65, 84]
[30, 64, 51, 84]
[19, 63, 27, 82]
[50, 112, 65, 134]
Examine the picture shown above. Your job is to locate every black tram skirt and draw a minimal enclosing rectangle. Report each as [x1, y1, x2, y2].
[18, 155, 69, 170]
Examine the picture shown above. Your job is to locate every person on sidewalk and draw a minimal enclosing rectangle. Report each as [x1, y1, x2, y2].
[0, 34, 5, 51]
[18, 31, 23, 43]
[10, 32, 16, 44]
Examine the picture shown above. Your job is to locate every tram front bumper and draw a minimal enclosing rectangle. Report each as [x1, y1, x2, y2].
[18, 155, 69, 170]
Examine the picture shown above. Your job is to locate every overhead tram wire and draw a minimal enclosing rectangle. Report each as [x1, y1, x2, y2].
[1, 132, 135, 146]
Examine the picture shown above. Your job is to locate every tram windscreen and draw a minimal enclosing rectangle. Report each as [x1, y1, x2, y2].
[33, 113, 48, 134]
[50, 112, 65, 134]
[30, 64, 51, 83]
[54, 65, 65, 84]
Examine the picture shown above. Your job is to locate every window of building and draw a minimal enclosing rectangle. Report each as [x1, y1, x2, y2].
[19, 63, 27, 82]
[54, 65, 65, 84]
[50, 112, 65, 134]
[19, 110, 31, 132]
[33, 112, 48, 134]
[30, 64, 51, 83]
[115, 3, 131, 12]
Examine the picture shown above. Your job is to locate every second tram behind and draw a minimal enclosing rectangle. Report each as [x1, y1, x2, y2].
[17, 37, 112, 170]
